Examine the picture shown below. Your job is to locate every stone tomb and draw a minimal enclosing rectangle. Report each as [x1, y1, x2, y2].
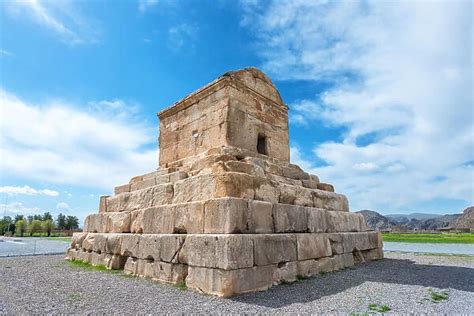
[66, 68, 383, 297]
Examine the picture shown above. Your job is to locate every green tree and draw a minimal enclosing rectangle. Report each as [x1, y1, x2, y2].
[33, 214, 43, 221]
[56, 213, 66, 230]
[1, 216, 15, 235]
[42, 219, 55, 237]
[65, 216, 79, 230]
[15, 219, 27, 237]
[43, 212, 53, 221]
[14, 214, 24, 223]
[28, 219, 43, 236]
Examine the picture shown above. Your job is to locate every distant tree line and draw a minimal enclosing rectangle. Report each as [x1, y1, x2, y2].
[0, 212, 80, 237]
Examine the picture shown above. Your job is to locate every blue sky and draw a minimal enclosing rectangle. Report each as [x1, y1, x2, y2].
[0, 0, 472, 224]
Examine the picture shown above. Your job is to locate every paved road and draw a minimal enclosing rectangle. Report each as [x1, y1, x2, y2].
[0, 252, 472, 314]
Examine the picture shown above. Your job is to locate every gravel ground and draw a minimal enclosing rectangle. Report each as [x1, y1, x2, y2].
[0, 252, 473, 314]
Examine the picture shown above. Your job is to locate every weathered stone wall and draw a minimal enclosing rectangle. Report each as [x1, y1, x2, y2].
[67, 68, 383, 297]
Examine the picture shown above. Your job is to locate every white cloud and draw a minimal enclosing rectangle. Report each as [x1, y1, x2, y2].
[0, 202, 41, 216]
[0, 89, 157, 191]
[242, 1, 473, 212]
[138, 0, 158, 13]
[4, 0, 99, 45]
[0, 185, 59, 197]
[56, 202, 71, 212]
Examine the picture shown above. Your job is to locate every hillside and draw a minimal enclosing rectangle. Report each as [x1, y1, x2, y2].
[357, 208, 472, 231]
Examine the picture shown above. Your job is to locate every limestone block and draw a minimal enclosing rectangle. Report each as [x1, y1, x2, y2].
[71, 232, 87, 250]
[155, 174, 171, 185]
[272, 261, 297, 284]
[66, 248, 78, 260]
[223, 161, 265, 177]
[342, 233, 370, 253]
[328, 233, 344, 255]
[130, 209, 145, 234]
[106, 212, 131, 233]
[214, 172, 255, 199]
[204, 198, 248, 233]
[332, 253, 355, 270]
[152, 262, 188, 283]
[282, 164, 309, 180]
[366, 247, 384, 261]
[105, 233, 123, 255]
[130, 175, 143, 184]
[90, 252, 106, 266]
[148, 183, 174, 207]
[307, 207, 328, 233]
[157, 235, 186, 263]
[297, 257, 333, 277]
[136, 234, 161, 260]
[105, 254, 127, 270]
[173, 174, 216, 204]
[253, 234, 297, 266]
[121, 234, 141, 257]
[179, 234, 253, 270]
[296, 234, 331, 260]
[302, 179, 319, 189]
[254, 178, 280, 204]
[91, 234, 107, 254]
[279, 184, 297, 204]
[317, 183, 334, 192]
[326, 211, 362, 232]
[82, 233, 95, 252]
[84, 214, 107, 233]
[273, 204, 307, 233]
[295, 187, 313, 207]
[186, 265, 274, 297]
[124, 257, 139, 275]
[173, 202, 204, 234]
[77, 249, 91, 262]
[313, 191, 349, 212]
[248, 200, 273, 233]
[169, 171, 188, 182]
[368, 231, 383, 249]
[114, 184, 130, 195]
[99, 195, 109, 213]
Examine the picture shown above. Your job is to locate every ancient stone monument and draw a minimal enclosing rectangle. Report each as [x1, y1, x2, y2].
[66, 68, 383, 296]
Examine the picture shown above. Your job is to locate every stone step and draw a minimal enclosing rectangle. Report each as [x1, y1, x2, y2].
[105, 173, 349, 214]
[66, 232, 383, 297]
[85, 197, 367, 234]
[114, 171, 188, 195]
[70, 231, 382, 268]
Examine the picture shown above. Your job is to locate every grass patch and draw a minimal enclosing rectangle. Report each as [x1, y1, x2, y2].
[68, 259, 109, 272]
[368, 303, 391, 313]
[382, 233, 474, 244]
[174, 281, 187, 291]
[428, 289, 449, 302]
[40, 237, 72, 242]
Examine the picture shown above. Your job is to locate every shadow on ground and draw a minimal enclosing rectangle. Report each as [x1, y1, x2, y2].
[229, 258, 474, 308]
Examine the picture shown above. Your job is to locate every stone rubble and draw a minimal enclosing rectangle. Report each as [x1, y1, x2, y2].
[66, 67, 383, 296]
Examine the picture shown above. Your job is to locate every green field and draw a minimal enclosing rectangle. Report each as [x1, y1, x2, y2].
[382, 233, 474, 244]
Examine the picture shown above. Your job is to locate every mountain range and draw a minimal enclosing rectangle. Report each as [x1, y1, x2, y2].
[357, 207, 473, 231]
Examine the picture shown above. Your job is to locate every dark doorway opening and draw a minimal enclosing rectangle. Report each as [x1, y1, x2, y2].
[257, 134, 268, 155]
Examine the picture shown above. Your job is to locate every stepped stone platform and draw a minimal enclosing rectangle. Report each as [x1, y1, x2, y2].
[66, 67, 383, 297]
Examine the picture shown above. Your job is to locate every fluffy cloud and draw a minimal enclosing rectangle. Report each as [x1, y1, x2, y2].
[0, 186, 59, 197]
[242, 1, 473, 212]
[4, 0, 99, 45]
[0, 202, 41, 216]
[0, 90, 157, 191]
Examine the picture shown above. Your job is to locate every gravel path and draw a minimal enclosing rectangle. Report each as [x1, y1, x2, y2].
[1, 252, 473, 314]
